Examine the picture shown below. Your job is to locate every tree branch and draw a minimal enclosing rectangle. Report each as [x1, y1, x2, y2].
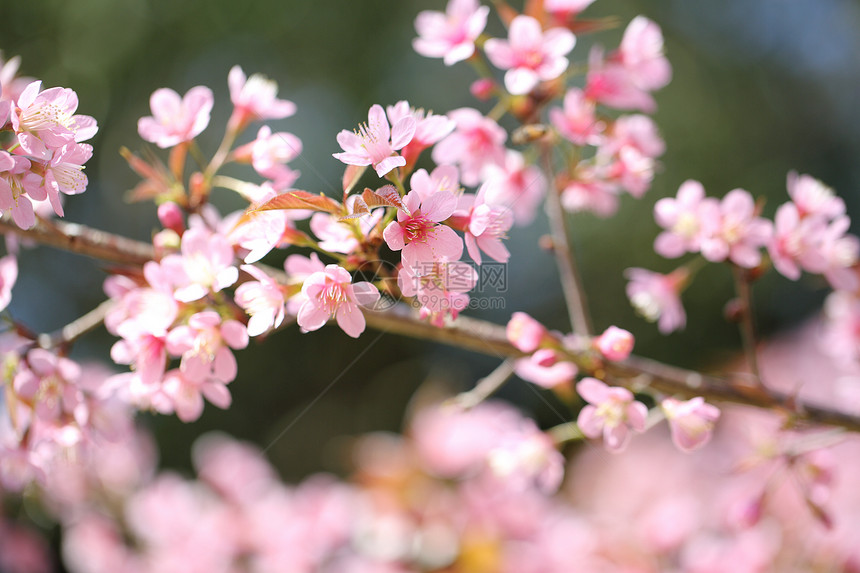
[5, 216, 860, 433]
[0, 215, 154, 266]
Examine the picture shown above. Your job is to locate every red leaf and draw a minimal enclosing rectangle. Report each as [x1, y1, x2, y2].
[252, 190, 342, 215]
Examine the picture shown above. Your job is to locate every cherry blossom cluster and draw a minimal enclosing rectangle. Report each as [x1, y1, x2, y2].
[627, 174, 859, 334]
[33, 334, 860, 573]
[0, 331, 144, 503]
[507, 311, 720, 452]
[0, 54, 97, 229]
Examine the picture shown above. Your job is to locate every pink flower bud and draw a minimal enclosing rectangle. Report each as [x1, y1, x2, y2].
[470, 78, 495, 101]
[594, 325, 634, 361]
[506, 312, 548, 353]
[157, 201, 185, 234]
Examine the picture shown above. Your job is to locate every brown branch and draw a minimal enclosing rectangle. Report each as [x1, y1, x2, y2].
[362, 304, 860, 433]
[0, 215, 154, 266]
[541, 148, 593, 336]
[5, 216, 860, 433]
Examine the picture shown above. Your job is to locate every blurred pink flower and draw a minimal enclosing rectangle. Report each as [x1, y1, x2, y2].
[700, 189, 772, 268]
[412, 0, 490, 66]
[549, 88, 604, 146]
[506, 312, 549, 354]
[576, 377, 648, 452]
[431, 107, 507, 186]
[228, 66, 296, 127]
[234, 265, 286, 337]
[484, 15, 576, 95]
[460, 182, 513, 265]
[786, 171, 845, 219]
[515, 348, 577, 389]
[137, 86, 213, 148]
[654, 179, 719, 259]
[594, 326, 634, 361]
[0, 254, 17, 311]
[481, 150, 547, 226]
[661, 397, 720, 452]
[625, 267, 687, 333]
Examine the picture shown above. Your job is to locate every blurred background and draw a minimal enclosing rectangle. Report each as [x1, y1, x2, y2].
[2, 0, 860, 482]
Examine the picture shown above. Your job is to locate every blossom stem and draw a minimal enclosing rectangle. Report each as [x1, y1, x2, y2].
[386, 170, 408, 197]
[548, 422, 584, 444]
[541, 146, 593, 336]
[450, 358, 516, 409]
[731, 264, 763, 385]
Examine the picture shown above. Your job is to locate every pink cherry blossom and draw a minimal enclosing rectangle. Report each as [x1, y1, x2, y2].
[481, 150, 547, 225]
[227, 66, 296, 127]
[625, 267, 687, 333]
[576, 377, 648, 452]
[654, 179, 719, 258]
[767, 202, 828, 280]
[661, 397, 720, 452]
[819, 215, 859, 291]
[545, 0, 596, 19]
[486, 420, 565, 493]
[786, 171, 845, 219]
[484, 15, 576, 95]
[585, 46, 657, 113]
[514, 348, 578, 389]
[594, 326, 634, 361]
[297, 264, 380, 338]
[310, 198, 381, 254]
[607, 113, 666, 158]
[0, 54, 34, 103]
[43, 142, 93, 217]
[166, 311, 248, 386]
[409, 165, 460, 203]
[560, 175, 620, 218]
[386, 101, 455, 167]
[459, 182, 513, 265]
[549, 88, 604, 146]
[397, 257, 477, 315]
[333, 104, 416, 177]
[137, 86, 213, 149]
[0, 254, 17, 312]
[431, 107, 507, 187]
[235, 125, 302, 190]
[12, 81, 97, 158]
[412, 0, 490, 66]
[234, 265, 286, 337]
[506, 312, 549, 353]
[383, 190, 463, 269]
[0, 151, 44, 229]
[161, 226, 239, 302]
[700, 189, 773, 268]
[616, 16, 672, 92]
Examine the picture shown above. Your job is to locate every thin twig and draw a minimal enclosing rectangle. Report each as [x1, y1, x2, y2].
[37, 299, 115, 350]
[541, 147, 593, 336]
[450, 359, 517, 409]
[732, 264, 762, 384]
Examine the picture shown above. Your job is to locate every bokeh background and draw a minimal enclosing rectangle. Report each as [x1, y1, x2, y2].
[2, 0, 860, 484]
